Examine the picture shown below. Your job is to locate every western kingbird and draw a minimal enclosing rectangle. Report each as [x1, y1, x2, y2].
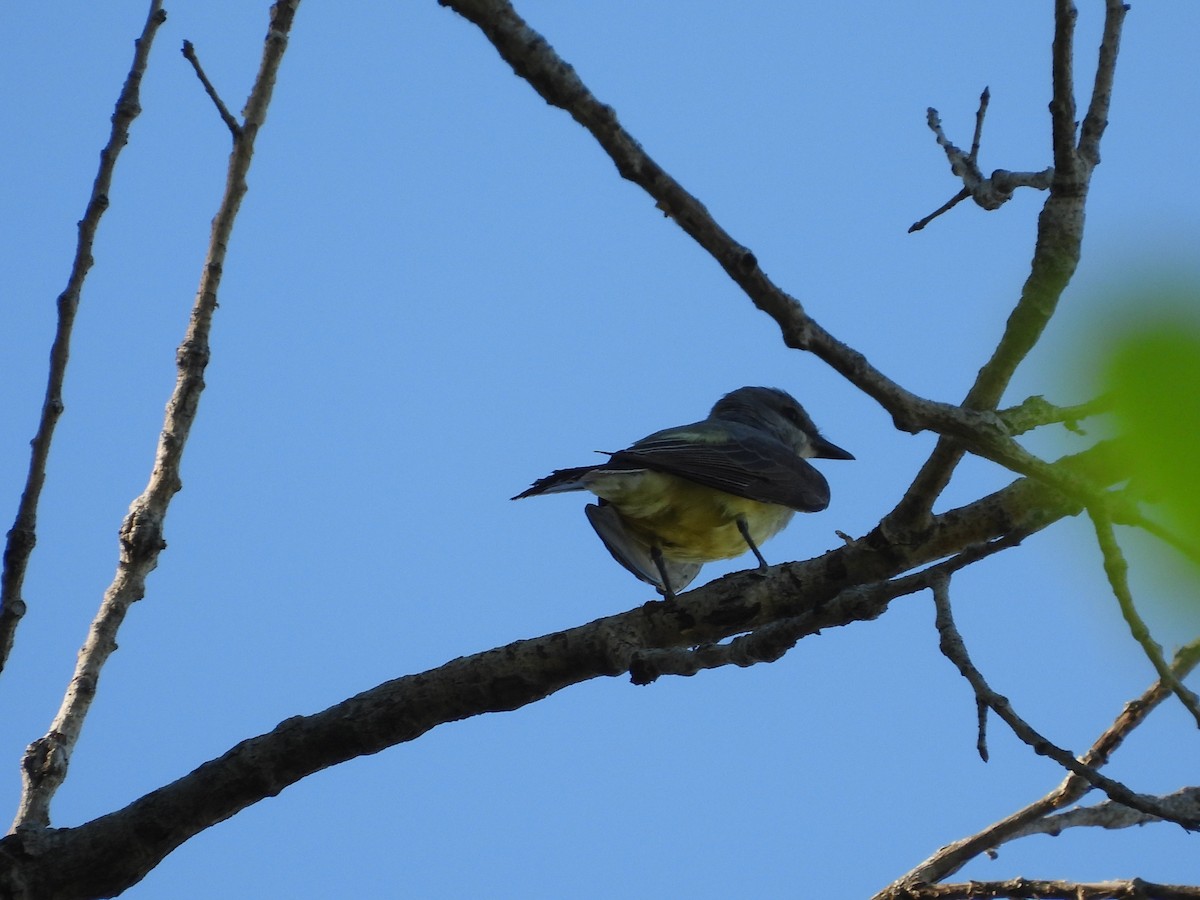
[513, 386, 853, 598]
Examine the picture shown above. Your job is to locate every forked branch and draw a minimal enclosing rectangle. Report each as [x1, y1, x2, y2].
[11, 0, 302, 833]
[887, 0, 1127, 529]
[909, 89, 1054, 233]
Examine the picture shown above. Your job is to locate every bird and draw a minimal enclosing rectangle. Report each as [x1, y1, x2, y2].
[512, 386, 853, 599]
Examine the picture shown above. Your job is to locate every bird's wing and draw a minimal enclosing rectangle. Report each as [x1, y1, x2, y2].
[585, 503, 702, 594]
[607, 423, 831, 512]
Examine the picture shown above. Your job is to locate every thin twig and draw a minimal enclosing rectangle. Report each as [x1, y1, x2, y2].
[12, 0, 301, 832]
[1015, 786, 1200, 837]
[908, 188, 969, 233]
[1088, 503, 1200, 728]
[974, 696, 989, 762]
[1078, 0, 1128, 166]
[181, 39, 242, 138]
[0, 0, 167, 677]
[876, 638, 1200, 894]
[997, 393, 1111, 436]
[886, 0, 1124, 529]
[910, 90, 1053, 231]
[930, 575, 1199, 830]
[1115, 508, 1200, 568]
[970, 87, 989, 160]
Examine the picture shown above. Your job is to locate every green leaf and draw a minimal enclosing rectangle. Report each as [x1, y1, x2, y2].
[1104, 314, 1200, 551]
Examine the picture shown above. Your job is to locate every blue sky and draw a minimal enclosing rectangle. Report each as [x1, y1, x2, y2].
[2, 2, 1199, 897]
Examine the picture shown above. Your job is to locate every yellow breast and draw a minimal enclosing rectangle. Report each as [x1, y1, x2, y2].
[584, 470, 794, 563]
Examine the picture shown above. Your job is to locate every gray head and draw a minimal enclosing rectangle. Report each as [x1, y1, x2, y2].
[710, 386, 854, 460]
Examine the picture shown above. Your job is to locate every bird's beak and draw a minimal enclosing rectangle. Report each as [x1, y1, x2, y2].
[813, 435, 854, 460]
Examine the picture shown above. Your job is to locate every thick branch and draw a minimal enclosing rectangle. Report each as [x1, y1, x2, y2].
[433, 0, 1007, 448]
[884, 879, 1200, 900]
[0, 1, 167, 677]
[0, 444, 1125, 898]
[11, 0, 301, 833]
[433, 0, 1140, 556]
[629, 531, 1028, 684]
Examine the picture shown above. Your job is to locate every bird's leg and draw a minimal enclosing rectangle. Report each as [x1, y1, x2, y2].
[650, 546, 677, 600]
[736, 516, 770, 573]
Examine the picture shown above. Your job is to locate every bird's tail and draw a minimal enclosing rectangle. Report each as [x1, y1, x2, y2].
[511, 465, 599, 500]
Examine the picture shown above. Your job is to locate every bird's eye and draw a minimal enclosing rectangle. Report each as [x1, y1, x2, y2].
[781, 406, 802, 426]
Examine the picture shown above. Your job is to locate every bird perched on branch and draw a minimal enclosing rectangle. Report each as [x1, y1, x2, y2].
[513, 386, 853, 599]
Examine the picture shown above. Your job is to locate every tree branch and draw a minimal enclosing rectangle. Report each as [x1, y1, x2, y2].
[629, 530, 1028, 685]
[997, 393, 1111, 436]
[884, 878, 1200, 900]
[909, 90, 1054, 232]
[1088, 503, 1200, 727]
[1050, 0, 1081, 179]
[887, 0, 1124, 529]
[908, 187, 970, 234]
[0, 443, 1128, 897]
[930, 576, 1198, 830]
[0, 0, 167, 677]
[1014, 786, 1200, 838]
[430, 0, 1010, 451]
[1115, 509, 1200, 569]
[181, 40, 242, 138]
[878, 639, 1200, 893]
[432, 0, 1142, 570]
[1078, 0, 1128, 166]
[11, 0, 301, 833]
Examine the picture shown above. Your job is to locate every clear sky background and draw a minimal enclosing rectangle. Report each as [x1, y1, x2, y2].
[2, 2, 1199, 897]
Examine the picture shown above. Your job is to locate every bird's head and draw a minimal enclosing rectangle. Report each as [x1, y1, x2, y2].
[710, 386, 854, 461]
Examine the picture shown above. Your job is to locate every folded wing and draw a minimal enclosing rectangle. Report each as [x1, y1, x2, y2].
[605, 423, 831, 512]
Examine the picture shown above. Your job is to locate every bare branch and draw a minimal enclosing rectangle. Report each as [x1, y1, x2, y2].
[931, 576, 989, 763]
[910, 92, 1053, 231]
[887, 0, 1125, 529]
[879, 639, 1200, 893]
[1088, 503, 1200, 727]
[0, 443, 1132, 895]
[909, 188, 969, 234]
[630, 532, 1028, 685]
[1115, 509, 1200, 568]
[997, 394, 1111, 436]
[970, 86, 989, 160]
[883, 877, 1200, 900]
[1014, 786, 1200, 838]
[181, 40, 242, 138]
[0, 1, 167, 678]
[12, 0, 302, 832]
[434, 0, 1141, 558]
[1078, 0, 1129, 166]
[436, 1, 911, 423]
[418, 4, 968, 441]
[1050, 0, 1081, 179]
[930, 576, 1199, 830]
